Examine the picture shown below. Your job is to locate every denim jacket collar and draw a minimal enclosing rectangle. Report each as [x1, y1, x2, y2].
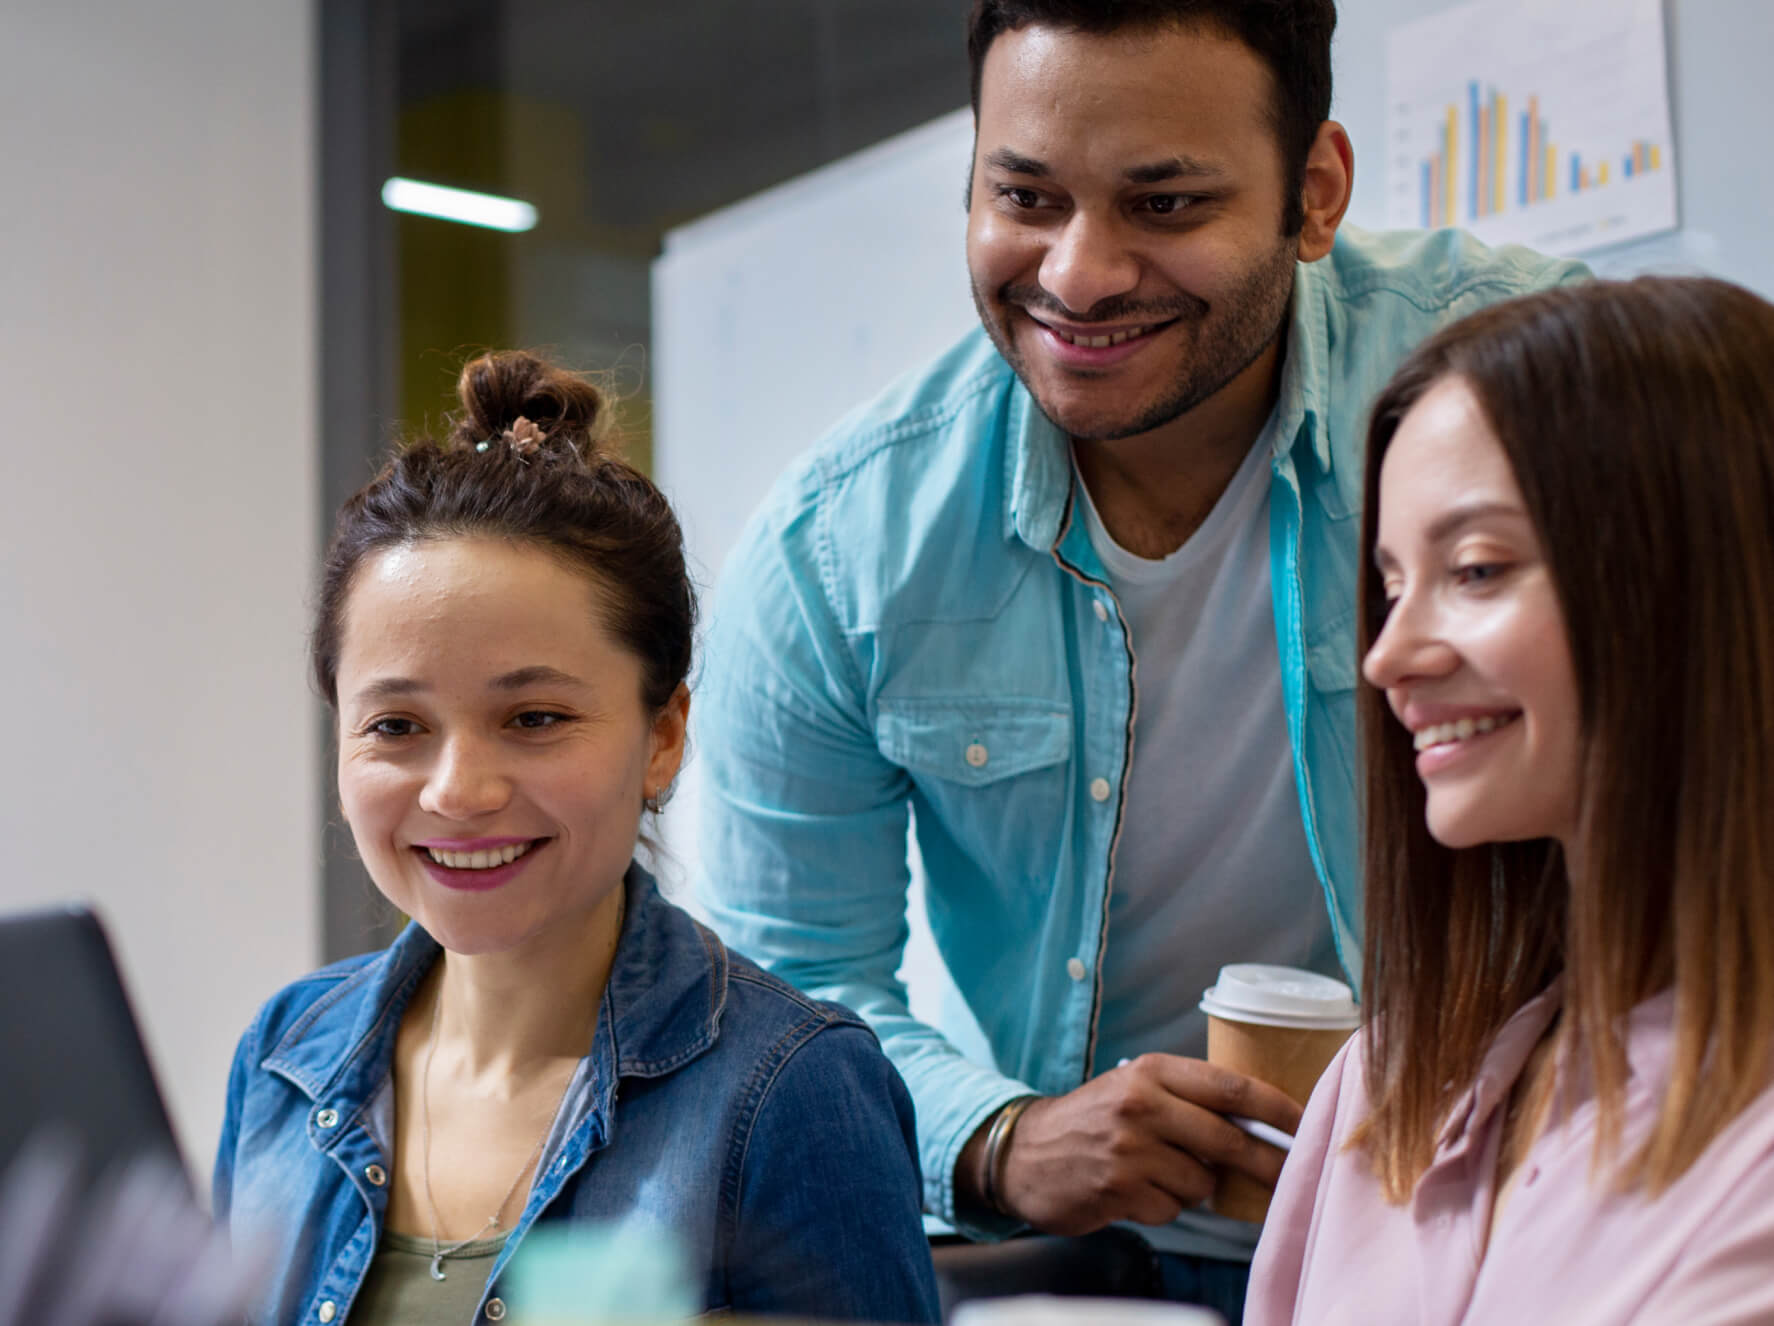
[258, 863, 726, 1118]
[603, 865, 729, 1079]
[1002, 256, 1336, 556]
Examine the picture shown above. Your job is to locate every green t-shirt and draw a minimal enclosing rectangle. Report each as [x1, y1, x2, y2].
[351, 1229, 510, 1324]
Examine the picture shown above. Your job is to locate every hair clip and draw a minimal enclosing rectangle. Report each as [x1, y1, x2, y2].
[504, 417, 545, 457]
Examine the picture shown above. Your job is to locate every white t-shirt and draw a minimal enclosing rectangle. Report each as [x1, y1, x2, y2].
[1076, 437, 1341, 1259]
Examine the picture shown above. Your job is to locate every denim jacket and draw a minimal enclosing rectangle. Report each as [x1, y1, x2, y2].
[694, 226, 1588, 1236]
[212, 864, 941, 1325]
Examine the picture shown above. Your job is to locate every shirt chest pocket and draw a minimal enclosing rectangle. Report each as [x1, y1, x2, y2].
[875, 698, 1073, 886]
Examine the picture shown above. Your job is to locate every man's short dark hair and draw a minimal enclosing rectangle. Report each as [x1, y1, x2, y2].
[966, 0, 1337, 235]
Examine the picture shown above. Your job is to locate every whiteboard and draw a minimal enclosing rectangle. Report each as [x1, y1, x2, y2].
[652, 107, 978, 589]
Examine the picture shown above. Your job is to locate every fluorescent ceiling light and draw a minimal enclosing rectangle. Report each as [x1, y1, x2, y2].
[381, 177, 538, 233]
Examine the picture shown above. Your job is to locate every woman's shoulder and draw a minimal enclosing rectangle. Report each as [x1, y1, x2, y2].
[1282, 1029, 1372, 1166]
[230, 948, 391, 1065]
[615, 880, 888, 1082]
[716, 937, 876, 1051]
[688, 928, 902, 1109]
[1280, 1027, 1369, 1121]
[707, 938, 918, 1151]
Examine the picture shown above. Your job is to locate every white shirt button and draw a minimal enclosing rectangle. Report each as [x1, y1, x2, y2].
[1066, 957, 1087, 982]
[965, 742, 989, 768]
[1089, 777, 1112, 802]
[318, 1303, 337, 1323]
[485, 1298, 508, 1321]
[365, 1164, 387, 1187]
[315, 1108, 339, 1129]
[1093, 598, 1109, 622]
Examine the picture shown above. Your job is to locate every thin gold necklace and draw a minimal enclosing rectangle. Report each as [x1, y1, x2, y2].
[419, 985, 555, 1282]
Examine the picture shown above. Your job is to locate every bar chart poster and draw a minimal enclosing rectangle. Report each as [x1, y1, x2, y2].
[1384, 0, 1676, 256]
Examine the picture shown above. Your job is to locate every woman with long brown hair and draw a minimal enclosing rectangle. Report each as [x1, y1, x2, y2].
[1246, 277, 1774, 1324]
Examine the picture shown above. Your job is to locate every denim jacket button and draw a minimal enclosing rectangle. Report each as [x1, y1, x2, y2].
[1093, 598, 1109, 622]
[317, 1302, 337, 1323]
[315, 1108, 339, 1129]
[485, 1297, 508, 1321]
[964, 742, 989, 768]
[365, 1164, 387, 1187]
[1066, 957, 1087, 982]
[1089, 777, 1112, 802]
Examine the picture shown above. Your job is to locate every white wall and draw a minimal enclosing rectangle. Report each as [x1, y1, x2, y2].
[0, 1, 318, 1182]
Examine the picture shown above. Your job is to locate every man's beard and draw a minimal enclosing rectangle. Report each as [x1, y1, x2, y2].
[971, 238, 1297, 443]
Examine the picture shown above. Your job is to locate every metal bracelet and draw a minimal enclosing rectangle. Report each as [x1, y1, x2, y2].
[979, 1094, 1040, 1217]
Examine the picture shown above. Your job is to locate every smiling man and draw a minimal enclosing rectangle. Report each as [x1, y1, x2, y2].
[696, 1, 1586, 1315]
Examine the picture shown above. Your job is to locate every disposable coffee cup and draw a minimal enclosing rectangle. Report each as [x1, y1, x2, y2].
[1199, 963, 1360, 1223]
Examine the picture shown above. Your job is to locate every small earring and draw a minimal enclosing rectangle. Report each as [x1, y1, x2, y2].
[643, 788, 662, 814]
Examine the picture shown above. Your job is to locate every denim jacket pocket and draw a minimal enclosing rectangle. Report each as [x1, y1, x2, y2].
[874, 698, 1072, 787]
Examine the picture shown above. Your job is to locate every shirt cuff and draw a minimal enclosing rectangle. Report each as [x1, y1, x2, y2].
[934, 1082, 1042, 1242]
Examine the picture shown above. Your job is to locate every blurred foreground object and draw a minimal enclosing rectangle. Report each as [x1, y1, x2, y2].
[952, 1297, 1221, 1325]
[0, 1134, 254, 1326]
[505, 1222, 695, 1324]
[0, 905, 185, 1188]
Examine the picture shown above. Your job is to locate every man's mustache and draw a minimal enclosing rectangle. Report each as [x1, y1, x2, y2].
[1000, 283, 1209, 325]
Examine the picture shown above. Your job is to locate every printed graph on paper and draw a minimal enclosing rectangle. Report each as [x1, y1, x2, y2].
[1384, 0, 1677, 256]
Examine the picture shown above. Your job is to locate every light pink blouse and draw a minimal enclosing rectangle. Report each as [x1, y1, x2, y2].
[1247, 987, 1774, 1325]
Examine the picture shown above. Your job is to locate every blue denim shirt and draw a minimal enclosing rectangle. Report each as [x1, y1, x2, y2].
[212, 865, 940, 1325]
[694, 227, 1588, 1236]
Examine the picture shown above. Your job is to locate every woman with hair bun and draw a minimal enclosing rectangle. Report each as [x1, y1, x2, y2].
[212, 352, 940, 1325]
[1247, 277, 1774, 1323]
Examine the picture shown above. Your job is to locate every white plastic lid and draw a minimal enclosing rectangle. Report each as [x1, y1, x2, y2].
[1198, 963, 1361, 1030]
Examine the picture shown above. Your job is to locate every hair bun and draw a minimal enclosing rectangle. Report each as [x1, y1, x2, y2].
[450, 350, 609, 457]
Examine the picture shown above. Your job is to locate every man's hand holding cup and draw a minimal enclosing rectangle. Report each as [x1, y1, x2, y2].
[958, 965, 1360, 1232]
